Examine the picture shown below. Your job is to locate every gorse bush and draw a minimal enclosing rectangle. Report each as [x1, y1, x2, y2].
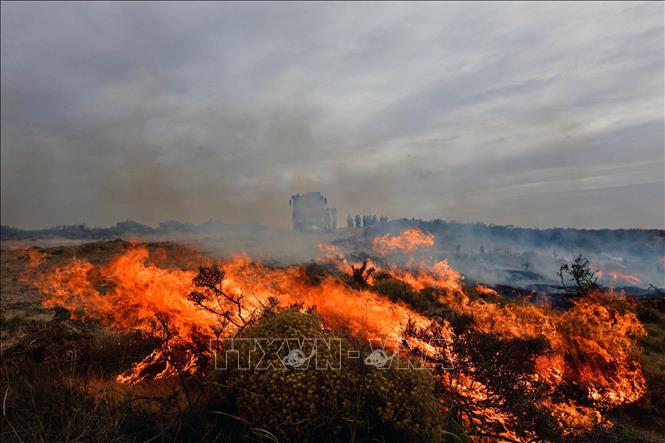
[217, 309, 358, 442]
[363, 360, 442, 441]
[214, 308, 443, 442]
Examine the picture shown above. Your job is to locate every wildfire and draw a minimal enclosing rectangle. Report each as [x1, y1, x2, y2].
[31, 245, 432, 379]
[371, 227, 435, 255]
[26, 230, 649, 440]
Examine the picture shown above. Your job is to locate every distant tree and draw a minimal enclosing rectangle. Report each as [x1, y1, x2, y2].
[557, 254, 602, 296]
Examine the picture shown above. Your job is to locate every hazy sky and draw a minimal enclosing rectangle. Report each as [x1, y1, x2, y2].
[2, 1, 663, 229]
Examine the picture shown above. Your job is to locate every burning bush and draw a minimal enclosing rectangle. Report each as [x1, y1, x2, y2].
[403, 318, 563, 441]
[453, 331, 561, 440]
[556, 293, 647, 409]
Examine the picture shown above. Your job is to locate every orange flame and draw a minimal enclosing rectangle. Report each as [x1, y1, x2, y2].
[31, 245, 432, 380]
[371, 228, 435, 255]
[475, 283, 498, 297]
[593, 261, 642, 286]
[600, 270, 642, 286]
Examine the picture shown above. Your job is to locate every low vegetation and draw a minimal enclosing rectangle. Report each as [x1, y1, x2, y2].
[1, 247, 662, 442]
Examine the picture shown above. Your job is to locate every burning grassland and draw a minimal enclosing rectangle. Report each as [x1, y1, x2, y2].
[1, 230, 661, 442]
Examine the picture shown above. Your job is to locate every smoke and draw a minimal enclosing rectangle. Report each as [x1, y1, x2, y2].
[361, 220, 665, 291]
[1, 2, 663, 229]
[168, 219, 664, 290]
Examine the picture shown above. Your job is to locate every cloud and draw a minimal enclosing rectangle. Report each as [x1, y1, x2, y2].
[1, 1, 663, 229]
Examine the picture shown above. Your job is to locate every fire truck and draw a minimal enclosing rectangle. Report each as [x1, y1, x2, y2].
[289, 192, 336, 232]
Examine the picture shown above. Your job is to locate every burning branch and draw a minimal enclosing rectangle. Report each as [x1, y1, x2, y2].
[188, 263, 248, 336]
[150, 313, 193, 410]
[350, 260, 374, 290]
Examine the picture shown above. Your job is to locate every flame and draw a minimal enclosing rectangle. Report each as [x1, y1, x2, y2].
[25, 236, 649, 439]
[371, 227, 435, 255]
[598, 270, 642, 286]
[546, 401, 605, 433]
[318, 243, 343, 256]
[388, 257, 463, 293]
[592, 261, 642, 286]
[31, 245, 431, 381]
[23, 247, 47, 268]
[475, 283, 498, 297]
[556, 294, 647, 407]
[14, 247, 48, 287]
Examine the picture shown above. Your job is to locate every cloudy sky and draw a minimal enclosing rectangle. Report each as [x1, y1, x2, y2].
[1, 1, 663, 229]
